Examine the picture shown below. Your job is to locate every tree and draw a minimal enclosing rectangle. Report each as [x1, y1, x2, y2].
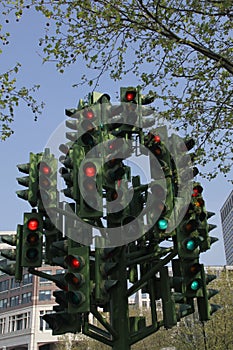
[0, 20, 44, 140]
[173, 266, 233, 350]
[1, 1, 233, 179]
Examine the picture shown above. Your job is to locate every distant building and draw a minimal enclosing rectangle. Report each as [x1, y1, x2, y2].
[220, 190, 233, 265]
[0, 264, 64, 350]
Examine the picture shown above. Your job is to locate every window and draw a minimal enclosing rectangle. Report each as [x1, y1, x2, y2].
[23, 273, 33, 285]
[0, 279, 9, 292]
[40, 270, 52, 284]
[0, 318, 6, 334]
[56, 269, 65, 275]
[40, 310, 52, 331]
[11, 278, 21, 289]
[10, 295, 19, 307]
[0, 298, 8, 309]
[39, 290, 51, 301]
[8, 313, 31, 332]
[21, 292, 32, 304]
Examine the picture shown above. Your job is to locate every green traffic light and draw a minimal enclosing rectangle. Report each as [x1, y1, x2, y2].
[158, 218, 168, 230]
[186, 239, 196, 251]
[190, 279, 201, 291]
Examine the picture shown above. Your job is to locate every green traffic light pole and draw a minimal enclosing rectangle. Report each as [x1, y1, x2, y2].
[110, 245, 130, 350]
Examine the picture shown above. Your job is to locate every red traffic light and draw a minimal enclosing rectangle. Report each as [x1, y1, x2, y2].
[192, 185, 203, 197]
[83, 162, 96, 177]
[39, 161, 51, 175]
[154, 135, 161, 143]
[65, 255, 83, 270]
[125, 90, 136, 102]
[27, 218, 39, 231]
[83, 109, 95, 120]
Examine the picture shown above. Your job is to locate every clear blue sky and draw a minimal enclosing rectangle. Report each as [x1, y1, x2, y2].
[0, 7, 232, 266]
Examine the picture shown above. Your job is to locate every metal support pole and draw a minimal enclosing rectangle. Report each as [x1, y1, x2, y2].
[110, 246, 131, 350]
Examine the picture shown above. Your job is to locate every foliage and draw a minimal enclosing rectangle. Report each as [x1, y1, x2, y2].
[1, 0, 233, 179]
[173, 267, 233, 350]
[0, 20, 44, 141]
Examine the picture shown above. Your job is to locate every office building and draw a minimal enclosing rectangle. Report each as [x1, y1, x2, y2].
[220, 190, 233, 265]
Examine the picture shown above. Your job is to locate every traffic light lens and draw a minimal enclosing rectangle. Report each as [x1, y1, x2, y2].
[40, 176, 51, 189]
[27, 232, 39, 244]
[39, 162, 51, 175]
[71, 258, 81, 269]
[125, 91, 136, 101]
[27, 218, 39, 231]
[157, 218, 168, 230]
[189, 263, 202, 275]
[184, 219, 198, 233]
[83, 162, 96, 177]
[151, 184, 165, 199]
[192, 189, 199, 197]
[69, 291, 82, 305]
[65, 255, 83, 269]
[154, 135, 161, 143]
[83, 178, 96, 191]
[154, 145, 162, 156]
[84, 109, 95, 119]
[190, 280, 201, 291]
[26, 248, 38, 260]
[185, 239, 196, 251]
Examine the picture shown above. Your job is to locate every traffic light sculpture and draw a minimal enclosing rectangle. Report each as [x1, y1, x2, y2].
[11, 87, 220, 349]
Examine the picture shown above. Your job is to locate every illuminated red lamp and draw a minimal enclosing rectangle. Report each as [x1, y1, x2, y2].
[65, 255, 82, 270]
[83, 162, 96, 177]
[27, 218, 39, 231]
[125, 91, 136, 102]
[39, 161, 51, 175]
[153, 135, 161, 143]
[192, 185, 203, 197]
[83, 109, 95, 120]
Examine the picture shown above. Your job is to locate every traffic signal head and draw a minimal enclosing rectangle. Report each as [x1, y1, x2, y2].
[0, 225, 23, 280]
[145, 178, 175, 242]
[78, 158, 103, 219]
[43, 312, 81, 335]
[94, 237, 118, 306]
[197, 266, 221, 321]
[38, 151, 58, 211]
[169, 134, 198, 192]
[65, 105, 101, 147]
[65, 246, 90, 313]
[21, 212, 43, 267]
[191, 182, 218, 252]
[119, 86, 155, 131]
[16, 153, 39, 207]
